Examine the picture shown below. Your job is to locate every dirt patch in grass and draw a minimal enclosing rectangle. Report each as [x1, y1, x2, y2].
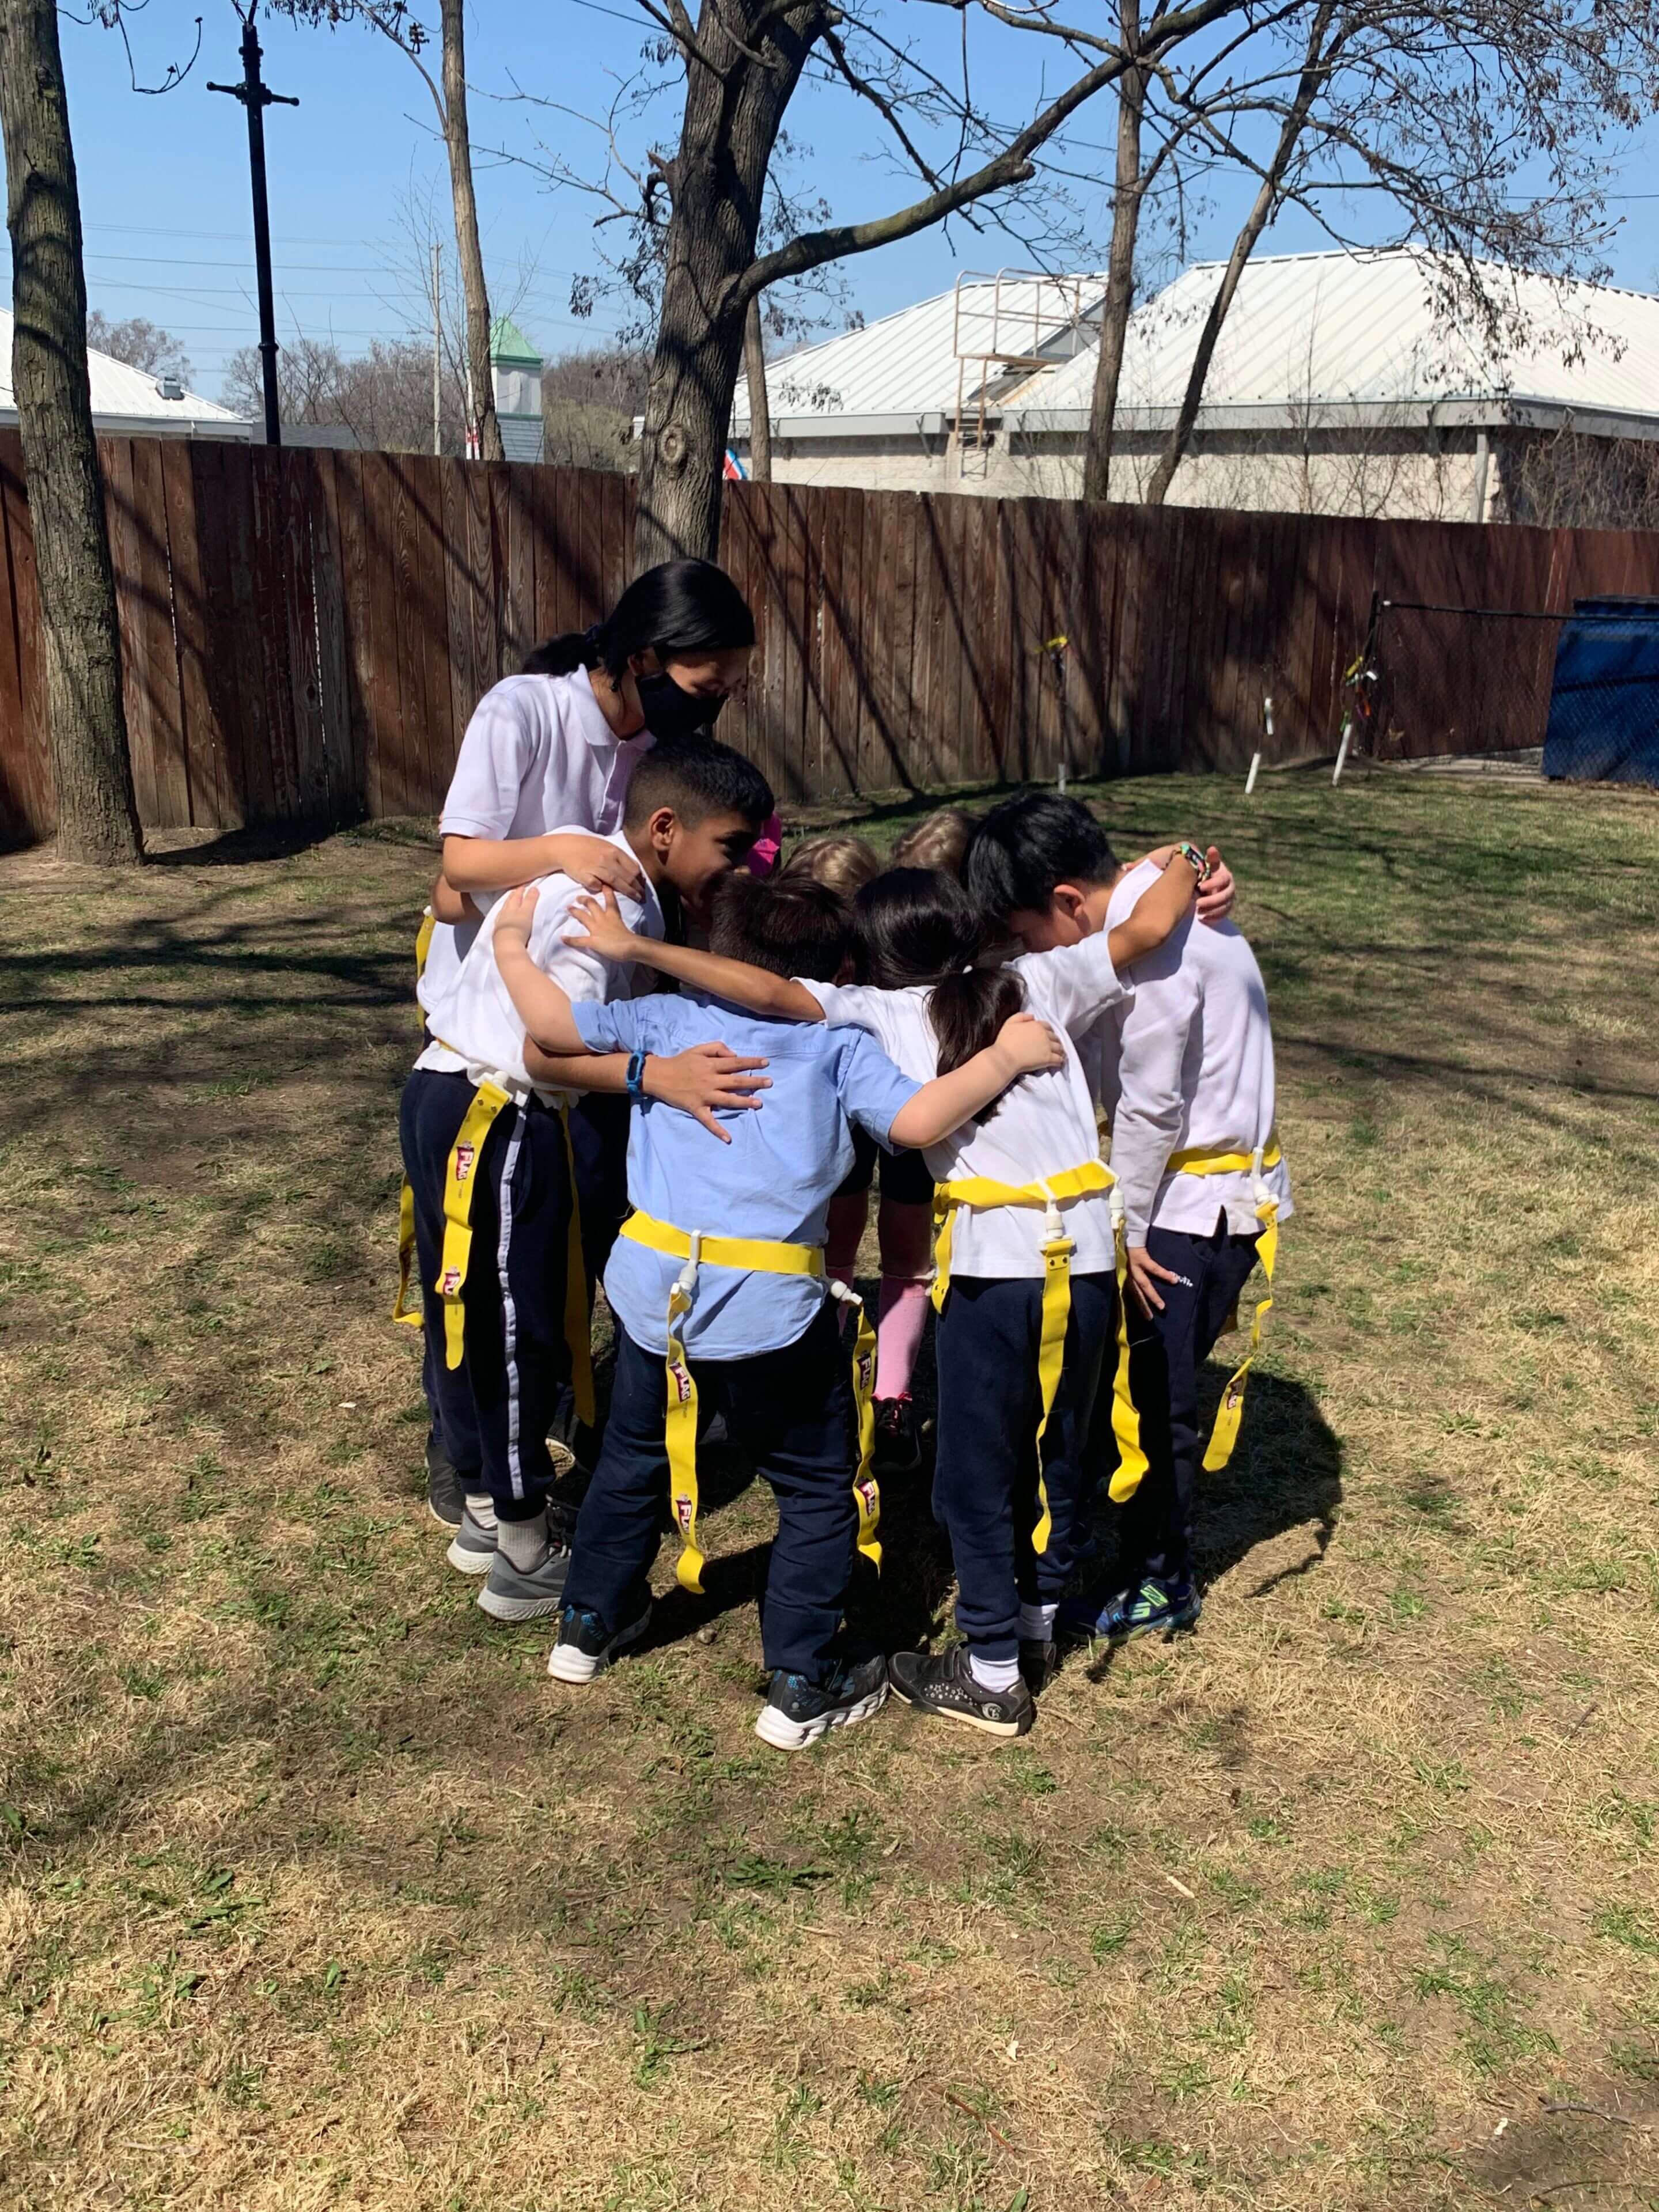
[3, 778, 1658, 2211]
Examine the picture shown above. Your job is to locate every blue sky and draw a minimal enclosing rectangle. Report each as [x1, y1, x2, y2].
[13, 0, 1659, 404]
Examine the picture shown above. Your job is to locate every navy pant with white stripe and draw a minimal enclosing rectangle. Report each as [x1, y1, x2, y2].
[565, 1304, 861, 1679]
[399, 1069, 577, 1522]
[1113, 1217, 1264, 1589]
[933, 1270, 1114, 1661]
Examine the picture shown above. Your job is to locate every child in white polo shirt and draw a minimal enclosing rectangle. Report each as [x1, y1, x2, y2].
[403, 743, 774, 1625]
[965, 793, 1290, 1643]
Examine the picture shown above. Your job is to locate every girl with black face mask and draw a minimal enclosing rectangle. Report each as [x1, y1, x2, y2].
[408, 558, 760, 1539]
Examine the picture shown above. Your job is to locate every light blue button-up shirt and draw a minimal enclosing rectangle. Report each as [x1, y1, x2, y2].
[571, 991, 920, 1359]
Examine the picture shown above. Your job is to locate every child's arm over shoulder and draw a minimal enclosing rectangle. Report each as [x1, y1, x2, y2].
[493, 885, 586, 1052]
[524, 1039, 771, 1140]
[889, 1014, 1066, 1148]
[1107, 846, 1204, 969]
[562, 888, 824, 1023]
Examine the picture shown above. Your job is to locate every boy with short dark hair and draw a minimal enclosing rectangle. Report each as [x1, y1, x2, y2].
[965, 793, 1289, 1642]
[489, 869, 1067, 1749]
[400, 741, 777, 1626]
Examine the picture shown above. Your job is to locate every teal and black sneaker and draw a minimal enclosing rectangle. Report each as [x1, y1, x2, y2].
[754, 1654, 889, 1751]
[1058, 1578, 1202, 1645]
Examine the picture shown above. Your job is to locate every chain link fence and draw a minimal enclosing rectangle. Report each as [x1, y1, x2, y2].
[1362, 596, 1659, 784]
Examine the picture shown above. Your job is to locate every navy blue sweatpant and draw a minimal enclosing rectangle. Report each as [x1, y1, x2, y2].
[551, 1092, 631, 1457]
[933, 1271, 1114, 1661]
[399, 1069, 577, 1522]
[564, 1303, 861, 1679]
[1115, 1216, 1263, 1588]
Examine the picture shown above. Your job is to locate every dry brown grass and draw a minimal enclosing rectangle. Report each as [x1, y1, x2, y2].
[2, 775, 1657, 2212]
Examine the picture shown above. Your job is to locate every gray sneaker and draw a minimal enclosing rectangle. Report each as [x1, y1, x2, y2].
[445, 1506, 498, 1577]
[476, 1543, 572, 1623]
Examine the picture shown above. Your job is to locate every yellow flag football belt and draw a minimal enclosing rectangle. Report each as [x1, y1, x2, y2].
[1166, 1137, 1283, 1472]
[393, 911, 438, 1328]
[930, 1160, 1149, 1538]
[617, 1210, 882, 1597]
[394, 1051, 596, 1430]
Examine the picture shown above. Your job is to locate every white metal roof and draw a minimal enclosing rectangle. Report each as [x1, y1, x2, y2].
[1011, 249, 1659, 433]
[0, 312, 251, 440]
[732, 272, 1104, 433]
[738, 249, 1659, 443]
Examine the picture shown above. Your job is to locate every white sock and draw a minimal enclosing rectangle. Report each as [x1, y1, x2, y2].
[1018, 1602, 1058, 1642]
[465, 1492, 498, 1532]
[969, 1652, 1021, 1694]
[497, 1511, 549, 1572]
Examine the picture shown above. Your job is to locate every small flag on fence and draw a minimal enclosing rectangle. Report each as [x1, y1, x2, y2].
[723, 449, 747, 482]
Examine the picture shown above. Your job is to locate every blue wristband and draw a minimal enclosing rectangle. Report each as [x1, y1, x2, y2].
[625, 1049, 649, 1105]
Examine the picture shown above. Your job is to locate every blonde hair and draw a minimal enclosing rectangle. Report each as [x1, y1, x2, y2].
[781, 831, 882, 900]
[889, 805, 976, 880]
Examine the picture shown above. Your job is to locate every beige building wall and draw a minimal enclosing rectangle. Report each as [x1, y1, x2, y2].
[757, 432, 1491, 522]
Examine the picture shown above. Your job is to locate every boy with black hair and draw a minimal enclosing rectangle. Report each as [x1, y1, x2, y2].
[965, 792, 1289, 1642]
[489, 869, 1068, 1749]
[400, 741, 778, 1626]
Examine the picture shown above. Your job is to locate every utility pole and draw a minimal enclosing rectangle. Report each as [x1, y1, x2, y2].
[209, 2, 296, 446]
[431, 240, 442, 456]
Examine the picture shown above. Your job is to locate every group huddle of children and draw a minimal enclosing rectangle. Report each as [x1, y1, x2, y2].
[396, 558, 1291, 1750]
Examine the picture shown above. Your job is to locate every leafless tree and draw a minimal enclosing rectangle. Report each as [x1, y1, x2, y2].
[275, 0, 505, 459]
[494, 0, 1270, 567]
[1139, 0, 1659, 503]
[222, 332, 472, 450]
[0, 0, 141, 861]
[84, 311, 193, 382]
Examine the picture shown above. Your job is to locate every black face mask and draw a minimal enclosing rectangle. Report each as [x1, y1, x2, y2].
[637, 668, 724, 745]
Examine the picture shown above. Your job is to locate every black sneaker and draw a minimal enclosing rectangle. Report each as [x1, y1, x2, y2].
[425, 1433, 468, 1530]
[889, 1647, 1035, 1738]
[547, 1601, 652, 1684]
[872, 1396, 921, 1476]
[1019, 1638, 1058, 1695]
[755, 1654, 889, 1751]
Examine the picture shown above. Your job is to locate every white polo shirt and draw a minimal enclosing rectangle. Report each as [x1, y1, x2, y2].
[800, 930, 1128, 1281]
[418, 668, 654, 1018]
[1096, 859, 1293, 1245]
[417, 828, 665, 1101]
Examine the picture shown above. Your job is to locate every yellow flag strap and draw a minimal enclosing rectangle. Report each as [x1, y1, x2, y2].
[1166, 1137, 1283, 1473]
[393, 1177, 423, 1325]
[558, 1102, 596, 1429]
[435, 1081, 512, 1372]
[1105, 1189, 1150, 1502]
[931, 1160, 1117, 1553]
[832, 1283, 882, 1572]
[393, 912, 440, 1328]
[619, 1210, 874, 1593]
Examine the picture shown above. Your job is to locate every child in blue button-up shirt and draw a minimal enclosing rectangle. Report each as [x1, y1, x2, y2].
[491, 870, 1066, 1751]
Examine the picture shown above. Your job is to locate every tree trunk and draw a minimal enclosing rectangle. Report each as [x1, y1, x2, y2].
[1081, 1, 1145, 506]
[743, 294, 772, 483]
[634, 1, 821, 570]
[440, 0, 503, 462]
[0, 0, 141, 862]
[1146, 1, 1334, 505]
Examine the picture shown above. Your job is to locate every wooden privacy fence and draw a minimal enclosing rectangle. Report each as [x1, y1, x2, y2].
[3, 428, 1659, 843]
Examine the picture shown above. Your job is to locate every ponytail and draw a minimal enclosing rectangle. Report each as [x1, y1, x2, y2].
[928, 966, 1027, 1122]
[521, 558, 755, 680]
[852, 866, 1026, 1123]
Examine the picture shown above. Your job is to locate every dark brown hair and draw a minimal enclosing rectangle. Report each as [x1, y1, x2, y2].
[853, 867, 1024, 1122]
[709, 870, 851, 983]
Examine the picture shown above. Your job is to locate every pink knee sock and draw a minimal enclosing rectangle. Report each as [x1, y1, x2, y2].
[876, 1277, 930, 1400]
